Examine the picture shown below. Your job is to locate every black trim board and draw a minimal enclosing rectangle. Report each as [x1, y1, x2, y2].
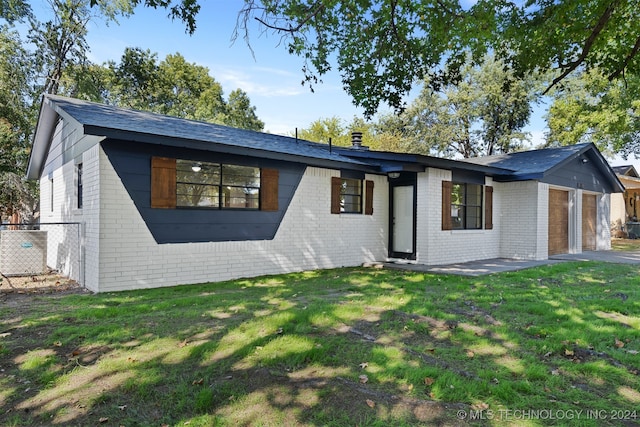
[102, 140, 306, 244]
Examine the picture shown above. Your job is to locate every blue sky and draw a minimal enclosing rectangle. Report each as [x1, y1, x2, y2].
[31, 0, 635, 168]
[84, 1, 367, 136]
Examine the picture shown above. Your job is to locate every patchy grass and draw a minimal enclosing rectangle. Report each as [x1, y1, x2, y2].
[611, 238, 640, 252]
[1, 263, 639, 426]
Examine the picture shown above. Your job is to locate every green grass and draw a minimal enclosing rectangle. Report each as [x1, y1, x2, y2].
[1, 262, 639, 426]
[611, 238, 640, 251]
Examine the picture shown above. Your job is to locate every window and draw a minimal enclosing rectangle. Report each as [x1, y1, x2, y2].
[150, 157, 278, 211]
[442, 181, 492, 230]
[176, 160, 260, 209]
[341, 178, 362, 213]
[77, 163, 83, 209]
[451, 183, 482, 229]
[331, 177, 374, 215]
[331, 177, 361, 213]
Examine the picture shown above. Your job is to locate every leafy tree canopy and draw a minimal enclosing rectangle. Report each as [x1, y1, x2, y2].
[228, 0, 639, 118]
[375, 55, 534, 158]
[546, 70, 640, 158]
[97, 1, 640, 117]
[295, 116, 406, 152]
[59, 48, 264, 131]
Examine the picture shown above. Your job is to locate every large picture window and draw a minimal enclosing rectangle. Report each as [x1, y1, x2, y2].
[451, 183, 483, 230]
[151, 156, 279, 211]
[176, 160, 260, 209]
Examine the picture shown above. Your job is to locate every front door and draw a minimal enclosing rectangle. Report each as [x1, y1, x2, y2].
[390, 176, 416, 259]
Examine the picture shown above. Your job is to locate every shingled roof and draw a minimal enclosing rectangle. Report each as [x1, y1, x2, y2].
[28, 95, 373, 179]
[26, 95, 623, 194]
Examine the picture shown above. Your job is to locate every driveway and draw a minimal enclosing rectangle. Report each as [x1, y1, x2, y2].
[381, 250, 640, 276]
[551, 250, 640, 264]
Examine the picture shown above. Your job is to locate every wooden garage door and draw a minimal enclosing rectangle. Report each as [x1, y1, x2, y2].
[549, 189, 569, 255]
[582, 194, 597, 251]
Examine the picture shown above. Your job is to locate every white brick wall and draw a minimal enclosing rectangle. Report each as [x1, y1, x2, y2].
[94, 149, 389, 292]
[82, 145, 100, 291]
[498, 181, 547, 260]
[41, 141, 616, 292]
[415, 169, 501, 265]
[39, 143, 100, 288]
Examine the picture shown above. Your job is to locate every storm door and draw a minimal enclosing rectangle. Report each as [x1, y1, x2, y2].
[389, 174, 417, 259]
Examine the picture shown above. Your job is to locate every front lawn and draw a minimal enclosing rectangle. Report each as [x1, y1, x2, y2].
[1, 262, 639, 426]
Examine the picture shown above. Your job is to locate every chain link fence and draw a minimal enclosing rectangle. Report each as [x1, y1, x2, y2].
[0, 222, 82, 285]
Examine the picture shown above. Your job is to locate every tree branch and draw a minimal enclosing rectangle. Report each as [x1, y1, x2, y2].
[543, 0, 618, 95]
[253, 1, 325, 34]
[608, 34, 640, 81]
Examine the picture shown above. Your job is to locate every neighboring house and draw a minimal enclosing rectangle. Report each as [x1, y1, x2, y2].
[610, 165, 640, 237]
[27, 95, 624, 292]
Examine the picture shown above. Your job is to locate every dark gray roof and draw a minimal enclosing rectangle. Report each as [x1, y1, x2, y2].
[333, 147, 511, 175]
[42, 94, 372, 170]
[27, 95, 622, 193]
[460, 144, 590, 177]
[612, 165, 639, 177]
[461, 143, 624, 192]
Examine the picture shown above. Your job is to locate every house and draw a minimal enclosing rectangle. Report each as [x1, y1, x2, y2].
[26, 95, 623, 292]
[610, 165, 640, 237]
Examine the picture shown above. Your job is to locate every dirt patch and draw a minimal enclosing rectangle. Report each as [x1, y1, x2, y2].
[0, 271, 89, 301]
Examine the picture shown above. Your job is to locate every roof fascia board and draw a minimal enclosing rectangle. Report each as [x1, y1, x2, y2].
[26, 98, 57, 179]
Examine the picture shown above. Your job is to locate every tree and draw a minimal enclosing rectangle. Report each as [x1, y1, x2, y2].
[295, 116, 348, 146]
[546, 70, 640, 158]
[27, 0, 133, 96]
[231, 0, 640, 118]
[294, 116, 405, 152]
[90, 0, 199, 33]
[382, 55, 533, 158]
[60, 48, 265, 130]
[225, 89, 264, 131]
[104, 47, 161, 109]
[0, 25, 38, 222]
[0, 0, 31, 22]
[84, 1, 640, 118]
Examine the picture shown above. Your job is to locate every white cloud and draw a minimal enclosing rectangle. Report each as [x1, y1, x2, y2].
[208, 65, 305, 97]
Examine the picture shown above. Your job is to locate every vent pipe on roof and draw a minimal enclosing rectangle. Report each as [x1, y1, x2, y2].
[351, 131, 368, 150]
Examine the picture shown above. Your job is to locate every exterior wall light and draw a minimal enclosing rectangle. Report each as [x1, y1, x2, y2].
[191, 163, 202, 172]
[388, 172, 401, 179]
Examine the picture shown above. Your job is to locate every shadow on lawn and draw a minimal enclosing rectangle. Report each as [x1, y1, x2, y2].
[1, 264, 639, 426]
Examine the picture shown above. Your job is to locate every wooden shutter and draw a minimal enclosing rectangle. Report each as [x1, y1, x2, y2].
[260, 168, 279, 211]
[331, 176, 342, 214]
[442, 180, 452, 230]
[364, 180, 374, 215]
[151, 157, 176, 208]
[484, 185, 493, 230]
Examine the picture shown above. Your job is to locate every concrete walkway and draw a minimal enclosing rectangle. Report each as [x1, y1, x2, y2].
[380, 250, 640, 276]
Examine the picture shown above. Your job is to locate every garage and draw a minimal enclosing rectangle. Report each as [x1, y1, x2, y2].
[548, 189, 569, 255]
[582, 194, 597, 251]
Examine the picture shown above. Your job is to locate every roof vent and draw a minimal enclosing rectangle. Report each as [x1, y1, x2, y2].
[351, 131, 368, 150]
